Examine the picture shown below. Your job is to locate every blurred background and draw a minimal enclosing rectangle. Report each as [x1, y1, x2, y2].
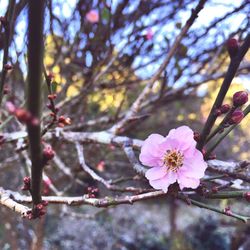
[0, 0, 249, 249]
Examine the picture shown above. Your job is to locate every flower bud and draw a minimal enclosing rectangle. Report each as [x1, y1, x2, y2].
[15, 108, 32, 123]
[227, 38, 238, 58]
[229, 110, 244, 124]
[23, 176, 31, 185]
[244, 192, 250, 202]
[58, 116, 71, 126]
[193, 131, 200, 142]
[220, 104, 230, 114]
[214, 109, 222, 116]
[6, 101, 16, 113]
[43, 145, 55, 162]
[0, 16, 7, 27]
[233, 91, 248, 107]
[4, 64, 13, 71]
[22, 176, 31, 191]
[48, 94, 57, 100]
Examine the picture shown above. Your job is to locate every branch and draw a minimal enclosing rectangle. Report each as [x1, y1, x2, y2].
[197, 34, 250, 150]
[0, 0, 15, 105]
[75, 142, 149, 193]
[208, 160, 250, 183]
[109, 0, 207, 134]
[0, 187, 30, 217]
[27, 0, 45, 205]
[178, 194, 249, 223]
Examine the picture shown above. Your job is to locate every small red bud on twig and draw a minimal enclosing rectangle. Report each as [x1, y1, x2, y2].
[220, 104, 230, 114]
[15, 108, 32, 123]
[229, 110, 244, 124]
[244, 192, 250, 202]
[214, 109, 222, 116]
[193, 131, 200, 142]
[227, 38, 239, 58]
[48, 94, 57, 100]
[224, 206, 232, 216]
[233, 91, 248, 107]
[0, 16, 7, 27]
[21, 176, 31, 191]
[43, 145, 55, 162]
[4, 64, 13, 71]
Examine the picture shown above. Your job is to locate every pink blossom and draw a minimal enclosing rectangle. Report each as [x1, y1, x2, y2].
[86, 10, 99, 23]
[139, 126, 207, 192]
[146, 28, 153, 40]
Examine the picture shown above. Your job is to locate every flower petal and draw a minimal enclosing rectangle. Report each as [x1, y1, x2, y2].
[139, 134, 166, 167]
[149, 172, 177, 192]
[177, 175, 200, 190]
[167, 126, 196, 152]
[180, 149, 207, 178]
[145, 167, 167, 181]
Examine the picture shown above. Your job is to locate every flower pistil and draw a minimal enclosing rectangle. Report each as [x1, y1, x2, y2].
[163, 149, 184, 172]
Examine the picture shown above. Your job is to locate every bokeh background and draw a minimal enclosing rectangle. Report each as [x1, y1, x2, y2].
[0, 0, 249, 249]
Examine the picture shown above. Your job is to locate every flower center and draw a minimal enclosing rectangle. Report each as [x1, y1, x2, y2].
[163, 149, 184, 172]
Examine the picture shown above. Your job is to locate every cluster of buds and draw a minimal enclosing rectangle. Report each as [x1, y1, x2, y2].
[228, 91, 248, 125]
[227, 38, 239, 58]
[6, 102, 39, 126]
[21, 176, 31, 191]
[46, 88, 71, 128]
[215, 104, 231, 116]
[87, 186, 99, 198]
[26, 200, 48, 220]
[215, 91, 248, 126]
[58, 115, 71, 127]
[43, 145, 55, 163]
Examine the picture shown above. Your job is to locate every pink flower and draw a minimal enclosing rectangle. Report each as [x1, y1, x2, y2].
[86, 10, 99, 23]
[139, 126, 207, 192]
[146, 28, 153, 40]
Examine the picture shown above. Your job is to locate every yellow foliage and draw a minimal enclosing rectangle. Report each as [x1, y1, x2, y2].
[90, 89, 126, 112]
[188, 113, 197, 120]
[177, 114, 184, 121]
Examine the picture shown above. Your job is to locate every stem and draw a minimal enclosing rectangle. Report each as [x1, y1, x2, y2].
[205, 106, 236, 143]
[205, 191, 249, 199]
[0, 0, 15, 105]
[178, 195, 249, 223]
[27, 0, 45, 205]
[197, 34, 250, 150]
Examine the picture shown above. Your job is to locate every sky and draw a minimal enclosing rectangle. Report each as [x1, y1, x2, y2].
[0, 0, 248, 89]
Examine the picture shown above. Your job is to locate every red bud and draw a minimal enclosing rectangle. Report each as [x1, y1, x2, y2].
[233, 91, 248, 107]
[229, 110, 244, 124]
[227, 38, 239, 58]
[43, 145, 55, 162]
[220, 104, 231, 114]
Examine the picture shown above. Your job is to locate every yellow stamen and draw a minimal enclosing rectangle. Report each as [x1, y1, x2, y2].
[163, 149, 184, 172]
